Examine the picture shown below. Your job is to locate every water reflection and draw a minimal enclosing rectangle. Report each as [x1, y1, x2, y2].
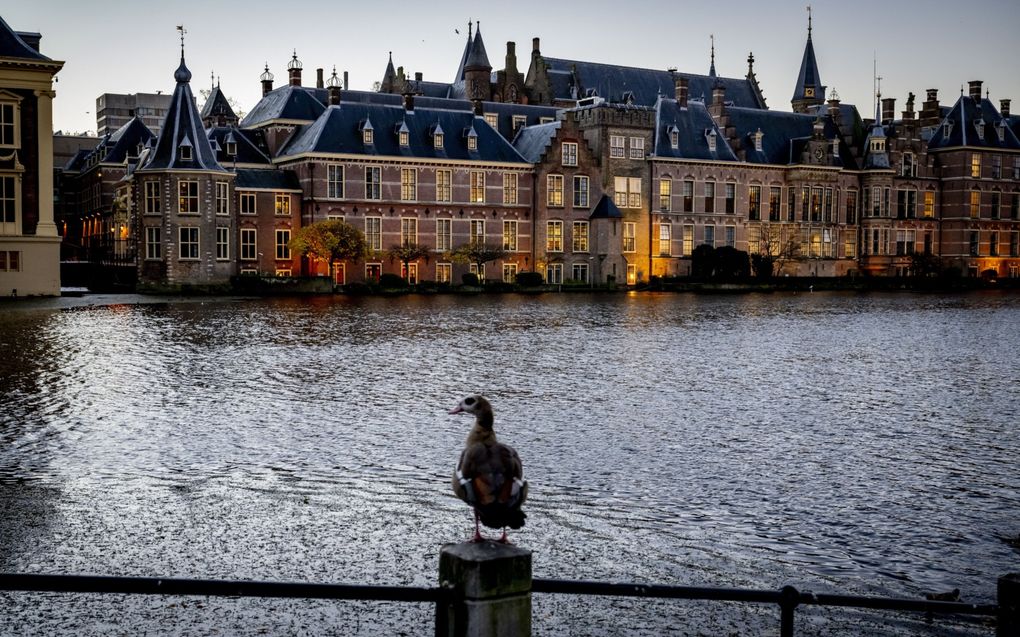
[1, 292, 1018, 635]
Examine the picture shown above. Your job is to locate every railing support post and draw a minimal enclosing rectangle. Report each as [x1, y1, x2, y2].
[999, 573, 1020, 637]
[437, 541, 532, 637]
[779, 585, 800, 637]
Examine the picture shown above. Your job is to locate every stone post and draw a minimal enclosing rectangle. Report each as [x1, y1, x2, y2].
[437, 541, 532, 637]
[999, 573, 1020, 637]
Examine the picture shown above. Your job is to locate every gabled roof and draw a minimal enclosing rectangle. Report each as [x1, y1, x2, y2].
[541, 57, 766, 109]
[0, 15, 49, 61]
[102, 116, 155, 164]
[206, 126, 272, 165]
[927, 95, 1020, 151]
[653, 99, 739, 162]
[140, 53, 226, 172]
[241, 84, 326, 127]
[589, 194, 623, 219]
[279, 103, 527, 164]
[200, 85, 237, 123]
[512, 121, 560, 163]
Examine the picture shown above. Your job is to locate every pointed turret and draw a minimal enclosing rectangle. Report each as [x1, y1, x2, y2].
[455, 20, 473, 82]
[463, 21, 492, 101]
[381, 51, 397, 93]
[791, 7, 825, 113]
[201, 82, 238, 128]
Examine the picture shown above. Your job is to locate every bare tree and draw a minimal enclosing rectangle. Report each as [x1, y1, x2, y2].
[387, 243, 432, 282]
[750, 224, 801, 279]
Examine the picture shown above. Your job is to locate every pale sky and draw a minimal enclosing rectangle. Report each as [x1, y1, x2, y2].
[6, 0, 1020, 135]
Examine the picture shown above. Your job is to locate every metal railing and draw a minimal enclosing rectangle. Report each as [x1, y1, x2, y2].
[1, 572, 1008, 636]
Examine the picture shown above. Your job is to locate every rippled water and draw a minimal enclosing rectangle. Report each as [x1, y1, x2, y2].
[1, 292, 1018, 635]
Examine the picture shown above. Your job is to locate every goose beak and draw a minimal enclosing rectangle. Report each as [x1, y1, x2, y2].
[449, 405, 464, 415]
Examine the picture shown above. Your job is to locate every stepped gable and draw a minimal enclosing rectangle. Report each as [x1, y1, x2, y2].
[280, 103, 527, 164]
[653, 99, 739, 162]
[512, 121, 560, 162]
[541, 57, 766, 109]
[141, 52, 225, 171]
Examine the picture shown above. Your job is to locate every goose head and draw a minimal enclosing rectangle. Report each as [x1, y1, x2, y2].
[449, 394, 491, 417]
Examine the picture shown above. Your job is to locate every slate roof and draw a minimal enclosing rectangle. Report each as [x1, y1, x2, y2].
[718, 105, 856, 167]
[235, 168, 300, 191]
[102, 116, 155, 164]
[241, 84, 326, 127]
[512, 121, 560, 163]
[465, 24, 491, 69]
[200, 85, 238, 122]
[589, 194, 623, 219]
[0, 15, 49, 60]
[792, 33, 824, 102]
[63, 148, 91, 172]
[140, 54, 226, 172]
[279, 103, 527, 164]
[540, 57, 766, 109]
[926, 95, 1020, 151]
[206, 126, 272, 165]
[653, 99, 739, 162]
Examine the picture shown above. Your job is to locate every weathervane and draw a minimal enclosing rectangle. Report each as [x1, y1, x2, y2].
[807, 5, 812, 36]
[176, 24, 187, 55]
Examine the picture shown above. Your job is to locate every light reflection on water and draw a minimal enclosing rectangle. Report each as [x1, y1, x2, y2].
[1, 292, 1018, 635]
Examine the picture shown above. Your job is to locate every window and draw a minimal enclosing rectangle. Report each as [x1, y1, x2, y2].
[787, 187, 796, 222]
[704, 225, 715, 248]
[610, 135, 625, 158]
[846, 190, 858, 224]
[683, 180, 694, 212]
[275, 193, 291, 215]
[724, 183, 735, 214]
[145, 227, 161, 260]
[0, 102, 17, 146]
[573, 176, 589, 208]
[363, 127, 374, 145]
[437, 262, 452, 283]
[845, 231, 856, 258]
[436, 169, 452, 203]
[542, 175, 565, 208]
[629, 136, 644, 159]
[768, 187, 781, 221]
[659, 179, 672, 211]
[399, 130, 409, 147]
[897, 190, 916, 219]
[824, 188, 834, 222]
[178, 181, 199, 214]
[923, 191, 934, 218]
[990, 231, 999, 257]
[503, 173, 518, 205]
[623, 222, 636, 252]
[400, 218, 417, 245]
[1012, 194, 1020, 220]
[503, 263, 518, 283]
[725, 225, 736, 248]
[683, 225, 694, 256]
[546, 263, 562, 284]
[811, 187, 823, 222]
[992, 156, 1001, 179]
[571, 263, 588, 283]
[467, 134, 477, 151]
[612, 177, 641, 208]
[748, 185, 762, 220]
[670, 129, 679, 149]
[562, 142, 578, 166]
[240, 228, 256, 260]
[992, 191, 1002, 219]
[144, 181, 160, 214]
[870, 186, 881, 217]
[327, 165, 344, 198]
[240, 193, 256, 215]
[216, 182, 229, 215]
[547, 220, 563, 252]
[1014, 157, 1020, 180]
[469, 263, 485, 280]
[365, 263, 382, 281]
[470, 219, 484, 244]
[901, 153, 915, 177]
[1011, 232, 1019, 257]
[969, 231, 979, 256]
[179, 227, 199, 260]
[276, 229, 291, 260]
[503, 220, 518, 251]
[0, 250, 19, 271]
[365, 167, 381, 200]
[659, 223, 671, 256]
[512, 115, 527, 134]
[484, 113, 498, 128]
[179, 144, 192, 161]
[970, 190, 981, 218]
[573, 221, 589, 252]
[971, 154, 981, 178]
[895, 229, 916, 256]
[216, 226, 229, 260]
[365, 217, 381, 251]
[470, 171, 485, 203]
[400, 168, 417, 201]
[704, 181, 715, 213]
[436, 218, 452, 252]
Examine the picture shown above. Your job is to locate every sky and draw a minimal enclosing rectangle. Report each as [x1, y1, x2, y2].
[6, 0, 1020, 135]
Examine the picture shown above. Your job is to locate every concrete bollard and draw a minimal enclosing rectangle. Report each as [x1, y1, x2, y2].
[437, 541, 532, 637]
[999, 573, 1020, 637]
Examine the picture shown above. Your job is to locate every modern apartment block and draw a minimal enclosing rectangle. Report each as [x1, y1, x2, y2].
[96, 92, 172, 137]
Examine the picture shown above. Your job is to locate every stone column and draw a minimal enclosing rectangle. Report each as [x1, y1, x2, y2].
[999, 573, 1020, 637]
[34, 89, 58, 237]
[437, 541, 532, 637]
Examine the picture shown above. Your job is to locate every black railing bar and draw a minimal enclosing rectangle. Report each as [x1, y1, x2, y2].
[0, 574, 443, 603]
[533, 578, 998, 617]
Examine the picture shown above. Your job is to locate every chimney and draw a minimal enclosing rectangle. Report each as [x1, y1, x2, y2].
[316, 68, 324, 89]
[712, 84, 726, 105]
[920, 88, 940, 129]
[902, 92, 916, 120]
[287, 51, 303, 86]
[675, 76, 689, 107]
[881, 97, 896, 124]
[327, 84, 341, 106]
[472, 99, 484, 116]
[402, 80, 414, 111]
[708, 83, 727, 120]
[532, 37, 541, 54]
[968, 80, 983, 101]
[260, 64, 275, 97]
[1001, 99, 1011, 118]
[506, 41, 518, 73]
[343, 71, 349, 90]
[827, 95, 842, 127]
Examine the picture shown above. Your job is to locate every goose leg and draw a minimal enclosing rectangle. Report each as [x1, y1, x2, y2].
[497, 528, 511, 544]
[471, 510, 484, 543]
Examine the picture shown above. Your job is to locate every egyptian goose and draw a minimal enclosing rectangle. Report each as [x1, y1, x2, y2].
[449, 395, 528, 543]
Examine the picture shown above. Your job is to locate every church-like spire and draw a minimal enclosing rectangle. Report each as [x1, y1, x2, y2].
[381, 51, 397, 93]
[791, 5, 825, 113]
[466, 21, 491, 70]
[709, 34, 716, 78]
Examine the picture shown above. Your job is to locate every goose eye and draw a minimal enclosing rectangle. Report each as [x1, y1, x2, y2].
[464, 397, 476, 406]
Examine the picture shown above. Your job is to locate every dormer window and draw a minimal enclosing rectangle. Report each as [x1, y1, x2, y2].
[465, 127, 478, 151]
[226, 141, 237, 156]
[179, 135, 193, 161]
[832, 138, 840, 157]
[976, 118, 985, 141]
[395, 121, 410, 147]
[360, 119, 375, 145]
[705, 129, 717, 152]
[753, 128, 764, 152]
[997, 121, 1006, 142]
[432, 123, 445, 149]
[943, 121, 953, 138]
[622, 91, 635, 105]
[669, 126, 679, 149]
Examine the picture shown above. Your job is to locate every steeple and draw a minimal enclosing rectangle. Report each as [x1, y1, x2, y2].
[201, 81, 238, 128]
[709, 34, 716, 78]
[791, 5, 825, 113]
[463, 21, 491, 101]
[465, 21, 491, 71]
[381, 51, 397, 93]
[455, 19, 473, 82]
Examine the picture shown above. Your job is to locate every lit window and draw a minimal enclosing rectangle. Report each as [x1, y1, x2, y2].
[436, 262, 452, 283]
[562, 142, 578, 166]
[436, 170, 452, 202]
[547, 174, 564, 206]
[623, 222, 636, 252]
[546, 220, 563, 252]
[469, 171, 485, 204]
[503, 220, 518, 251]
[629, 137, 644, 159]
[970, 190, 981, 218]
[399, 130, 409, 147]
[503, 263, 518, 283]
[363, 127, 374, 145]
[467, 135, 477, 151]
[276, 229, 291, 260]
[470, 219, 484, 245]
[971, 154, 981, 178]
[178, 227, 199, 259]
[434, 132, 444, 148]
[769, 186, 781, 221]
[400, 168, 417, 201]
[923, 191, 935, 218]
[573, 176, 589, 208]
[659, 223, 671, 256]
[659, 179, 672, 211]
[178, 181, 199, 214]
[484, 113, 498, 128]
[613, 176, 641, 209]
[682, 225, 694, 256]
[327, 165, 344, 198]
[365, 167, 381, 200]
[275, 193, 291, 215]
[573, 221, 589, 253]
[503, 173, 518, 205]
[365, 217, 382, 251]
[400, 217, 417, 245]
